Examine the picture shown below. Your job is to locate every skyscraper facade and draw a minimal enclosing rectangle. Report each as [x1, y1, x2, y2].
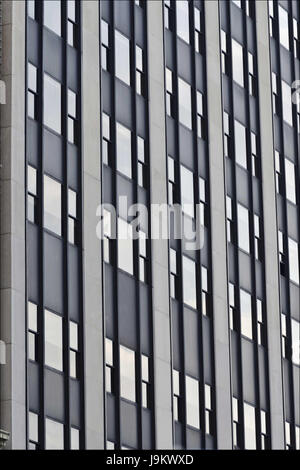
[0, 0, 299, 450]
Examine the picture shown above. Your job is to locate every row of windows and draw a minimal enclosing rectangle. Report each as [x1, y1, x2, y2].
[232, 398, 269, 450]
[105, 339, 151, 409]
[173, 370, 214, 434]
[29, 412, 79, 450]
[101, 20, 146, 97]
[269, 0, 300, 59]
[28, 167, 79, 244]
[28, 65, 79, 143]
[28, 301, 80, 377]
[28, 0, 79, 48]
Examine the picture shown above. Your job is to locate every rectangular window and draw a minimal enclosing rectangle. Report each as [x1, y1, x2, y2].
[101, 20, 110, 71]
[68, 189, 78, 245]
[205, 384, 213, 435]
[291, 319, 300, 366]
[282, 81, 293, 126]
[164, 0, 172, 30]
[142, 355, 150, 408]
[102, 112, 111, 166]
[176, 0, 190, 44]
[244, 403, 256, 449]
[166, 68, 174, 118]
[201, 266, 209, 316]
[44, 0, 61, 36]
[170, 248, 179, 299]
[28, 0, 35, 19]
[67, 0, 77, 47]
[221, 30, 229, 75]
[28, 63, 38, 120]
[43, 74, 61, 134]
[136, 45, 145, 96]
[285, 159, 296, 204]
[105, 338, 114, 393]
[28, 166, 38, 224]
[118, 218, 133, 275]
[69, 321, 79, 378]
[293, 18, 300, 59]
[254, 214, 262, 261]
[288, 238, 299, 285]
[279, 5, 290, 50]
[226, 196, 234, 243]
[137, 136, 146, 188]
[199, 176, 207, 227]
[120, 345, 136, 402]
[197, 91, 206, 139]
[181, 165, 194, 219]
[257, 299, 265, 346]
[240, 289, 253, 339]
[44, 175, 62, 236]
[45, 418, 64, 450]
[251, 132, 260, 178]
[194, 7, 204, 54]
[234, 120, 247, 169]
[178, 78, 192, 129]
[116, 122, 132, 179]
[173, 370, 181, 421]
[28, 301, 38, 362]
[115, 30, 130, 86]
[182, 255, 197, 310]
[237, 204, 250, 253]
[232, 39, 244, 87]
[68, 89, 78, 145]
[139, 230, 148, 283]
[71, 427, 80, 450]
[45, 310, 63, 372]
[248, 52, 256, 97]
[229, 282, 238, 331]
[186, 376, 200, 429]
[224, 111, 231, 157]
[29, 411, 39, 449]
[232, 397, 240, 449]
[103, 209, 112, 264]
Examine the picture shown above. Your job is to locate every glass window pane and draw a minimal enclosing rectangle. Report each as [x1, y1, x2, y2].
[44, 175, 61, 236]
[103, 113, 110, 140]
[70, 321, 78, 351]
[45, 418, 64, 450]
[186, 376, 200, 429]
[68, 89, 76, 118]
[178, 78, 192, 129]
[237, 204, 250, 253]
[71, 427, 79, 450]
[28, 301, 38, 332]
[288, 238, 299, 285]
[285, 159, 296, 204]
[68, 189, 77, 218]
[120, 345, 136, 402]
[181, 165, 194, 218]
[244, 403, 256, 449]
[29, 411, 38, 443]
[44, 74, 61, 134]
[116, 123, 132, 179]
[182, 255, 197, 309]
[291, 319, 300, 366]
[240, 289, 253, 339]
[28, 0, 35, 19]
[234, 120, 247, 169]
[118, 218, 133, 275]
[68, 0, 76, 22]
[173, 370, 180, 396]
[105, 338, 113, 366]
[176, 0, 190, 43]
[28, 166, 37, 195]
[137, 136, 145, 163]
[232, 39, 244, 87]
[142, 355, 149, 382]
[115, 30, 130, 85]
[44, 0, 61, 36]
[279, 6, 289, 50]
[282, 81, 293, 126]
[45, 310, 63, 371]
[28, 63, 37, 92]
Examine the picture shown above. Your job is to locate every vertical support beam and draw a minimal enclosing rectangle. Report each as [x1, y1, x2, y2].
[204, 0, 233, 449]
[255, 0, 285, 450]
[81, 0, 104, 449]
[147, 0, 173, 450]
[0, 0, 26, 449]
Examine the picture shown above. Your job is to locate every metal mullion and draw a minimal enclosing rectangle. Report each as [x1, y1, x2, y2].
[172, 0, 188, 450]
[61, 1, 71, 450]
[131, 0, 143, 450]
[190, 0, 206, 449]
[111, 0, 122, 450]
[227, 0, 245, 449]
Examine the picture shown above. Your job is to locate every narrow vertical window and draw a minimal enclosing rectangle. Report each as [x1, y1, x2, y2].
[170, 248, 179, 299]
[28, 166, 38, 224]
[232, 39, 244, 87]
[182, 255, 197, 310]
[285, 158, 296, 204]
[120, 345, 136, 403]
[67, 0, 77, 47]
[244, 403, 257, 449]
[229, 282, 238, 331]
[278, 6, 290, 50]
[240, 289, 253, 339]
[164, 1, 172, 31]
[205, 384, 214, 435]
[136, 45, 145, 97]
[45, 310, 63, 372]
[254, 214, 262, 261]
[237, 204, 250, 253]
[29, 411, 39, 449]
[173, 370, 181, 421]
[224, 111, 231, 157]
[103, 209, 112, 264]
[71, 428, 80, 450]
[28, 301, 38, 362]
[139, 230, 148, 283]
[118, 218, 133, 275]
[102, 113, 111, 166]
[234, 120, 247, 169]
[115, 30, 130, 86]
[186, 376, 200, 429]
[28, 0, 36, 19]
[166, 68, 174, 118]
[68, 89, 78, 145]
[137, 136, 146, 188]
[116, 122, 132, 179]
[178, 78, 192, 129]
[43, 74, 61, 134]
[28, 63, 38, 120]
[69, 321, 79, 378]
[288, 238, 299, 285]
[142, 355, 150, 408]
[194, 7, 204, 54]
[197, 91, 206, 139]
[44, 0, 61, 37]
[68, 189, 78, 245]
[44, 175, 62, 236]
[105, 338, 114, 393]
[201, 266, 209, 316]
[180, 165, 194, 219]
[101, 20, 110, 71]
[291, 319, 300, 366]
[221, 30, 229, 75]
[176, 0, 190, 44]
[45, 418, 64, 450]
[281, 80, 293, 126]
[226, 196, 234, 243]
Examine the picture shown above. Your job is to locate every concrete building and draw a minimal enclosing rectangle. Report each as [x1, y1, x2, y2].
[0, 0, 299, 450]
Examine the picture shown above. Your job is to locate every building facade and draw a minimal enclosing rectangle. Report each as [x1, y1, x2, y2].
[0, 0, 299, 450]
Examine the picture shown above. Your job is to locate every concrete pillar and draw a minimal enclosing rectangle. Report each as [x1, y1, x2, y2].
[147, 0, 173, 450]
[81, 0, 104, 449]
[204, 0, 233, 449]
[0, 0, 26, 450]
[255, 0, 285, 450]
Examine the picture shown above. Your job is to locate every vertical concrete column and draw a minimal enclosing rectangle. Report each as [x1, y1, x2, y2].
[0, 0, 26, 449]
[256, 1, 285, 450]
[81, 1, 104, 449]
[147, 0, 173, 449]
[204, 0, 233, 449]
